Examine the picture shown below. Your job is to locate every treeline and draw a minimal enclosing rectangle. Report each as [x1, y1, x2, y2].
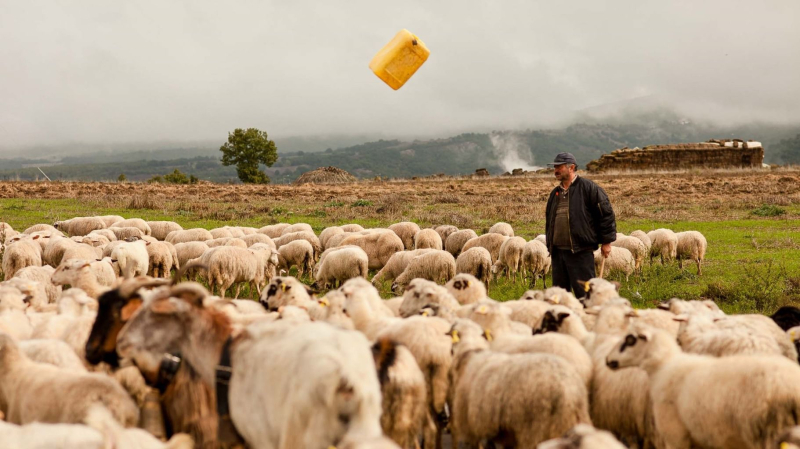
[0, 121, 797, 184]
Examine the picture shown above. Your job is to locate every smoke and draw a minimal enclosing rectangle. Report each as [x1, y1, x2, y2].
[489, 132, 542, 173]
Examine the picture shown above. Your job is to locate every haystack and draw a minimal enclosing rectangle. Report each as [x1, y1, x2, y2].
[293, 166, 357, 185]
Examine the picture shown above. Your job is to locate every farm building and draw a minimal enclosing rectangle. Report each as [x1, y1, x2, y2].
[586, 139, 764, 172]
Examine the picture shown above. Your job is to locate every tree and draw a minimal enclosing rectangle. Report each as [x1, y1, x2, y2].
[164, 169, 190, 184]
[219, 128, 278, 184]
[117, 173, 127, 182]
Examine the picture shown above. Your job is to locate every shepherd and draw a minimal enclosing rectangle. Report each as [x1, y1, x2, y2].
[544, 152, 617, 298]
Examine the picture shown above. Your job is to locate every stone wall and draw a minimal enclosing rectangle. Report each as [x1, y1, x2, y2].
[585, 140, 764, 172]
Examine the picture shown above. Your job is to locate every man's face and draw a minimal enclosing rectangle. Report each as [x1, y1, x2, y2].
[554, 163, 574, 182]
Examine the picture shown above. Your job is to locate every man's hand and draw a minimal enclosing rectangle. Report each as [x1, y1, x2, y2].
[601, 243, 612, 258]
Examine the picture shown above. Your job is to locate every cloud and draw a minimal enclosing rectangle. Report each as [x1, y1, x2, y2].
[1, 0, 798, 149]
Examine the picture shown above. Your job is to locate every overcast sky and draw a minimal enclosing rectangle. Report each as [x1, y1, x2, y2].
[1, 0, 798, 150]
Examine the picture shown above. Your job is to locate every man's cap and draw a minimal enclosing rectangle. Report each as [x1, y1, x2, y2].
[547, 152, 577, 167]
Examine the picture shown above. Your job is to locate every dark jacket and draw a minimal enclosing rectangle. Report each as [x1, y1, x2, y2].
[545, 176, 616, 253]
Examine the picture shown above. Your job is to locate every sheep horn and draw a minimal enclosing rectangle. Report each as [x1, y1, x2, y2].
[118, 276, 171, 298]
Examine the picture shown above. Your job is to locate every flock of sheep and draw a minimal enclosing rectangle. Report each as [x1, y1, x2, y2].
[3, 215, 798, 449]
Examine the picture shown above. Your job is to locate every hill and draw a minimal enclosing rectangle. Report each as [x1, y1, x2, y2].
[0, 117, 798, 183]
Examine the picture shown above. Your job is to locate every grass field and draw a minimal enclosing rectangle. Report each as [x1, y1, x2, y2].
[2, 168, 799, 314]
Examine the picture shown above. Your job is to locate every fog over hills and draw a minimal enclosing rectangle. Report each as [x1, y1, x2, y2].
[1, 1, 798, 156]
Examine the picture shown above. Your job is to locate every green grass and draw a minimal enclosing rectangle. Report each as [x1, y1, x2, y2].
[3, 198, 799, 314]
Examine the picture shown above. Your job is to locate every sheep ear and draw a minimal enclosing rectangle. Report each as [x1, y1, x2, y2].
[626, 309, 640, 318]
[120, 298, 143, 321]
[637, 333, 649, 342]
[556, 312, 570, 324]
[585, 307, 600, 316]
[81, 263, 92, 269]
[672, 315, 688, 322]
[464, 279, 470, 287]
[305, 285, 316, 296]
[611, 281, 621, 292]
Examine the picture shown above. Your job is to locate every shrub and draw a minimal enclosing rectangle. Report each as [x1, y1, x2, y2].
[164, 169, 190, 184]
[751, 204, 786, 217]
[351, 199, 373, 207]
[117, 173, 127, 182]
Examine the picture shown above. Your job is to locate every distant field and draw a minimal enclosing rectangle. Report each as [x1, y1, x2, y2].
[1, 168, 799, 313]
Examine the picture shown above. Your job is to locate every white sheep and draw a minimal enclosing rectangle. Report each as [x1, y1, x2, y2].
[414, 228, 443, 250]
[434, 225, 458, 244]
[461, 233, 509, 263]
[280, 222, 313, 235]
[445, 273, 488, 305]
[491, 236, 526, 282]
[229, 321, 383, 449]
[371, 337, 427, 449]
[488, 221, 514, 237]
[205, 237, 248, 248]
[388, 221, 421, 250]
[340, 224, 365, 232]
[629, 230, 652, 255]
[260, 276, 317, 312]
[319, 226, 346, 249]
[51, 258, 114, 298]
[593, 246, 634, 281]
[521, 239, 551, 288]
[277, 239, 316, 278]
[676, 230, 707, 275]
[2, 235, 43, 279]
[0, 332, 139, 426]
[391, 250, 456, 293]
[314, 245, 369, 290]
[61, 242, 102, 262]
[647, 228, 678, 264]
[173, 241, 209, 278]
[444, 228, 478, 257]
[165, 228, 214, 244]
[398, 278, 461, 318]
[257, 223, 291, 238]
[198, 246, 266, 299]
[21, 223, 55, 234]
[87, 228, 117, 242]
[146, 220, 183, 241]
[145, 240, 179, 278]
[537, 424, 627, 449]
[107, 226, 145, 241]
[371, 249, 435, 287]
[273, 231, 322, 260]
[241, 233, 275, 248]
[448, 319, 590, 448]
[95, 215, 125, 228]
[611, 235, 647, 272]
[7, 265, 60, 307]
[110, 240, 149, 279]
[338, 230, 404, 270]
[0, 286, 33, 340]
[112, 218, 151, 236]
[606, 324, 800, 449]
[53, 217, 107, 237]
[18, 339, 88, 372]
[675, 312, 785, 358]
[455, 247, 492, 288]
[81, 233, 111, 248]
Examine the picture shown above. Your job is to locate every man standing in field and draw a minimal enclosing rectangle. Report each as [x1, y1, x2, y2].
[545, 152, 616, 298]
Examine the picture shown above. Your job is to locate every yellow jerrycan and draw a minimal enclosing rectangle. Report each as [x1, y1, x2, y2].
[369, 29, 430, 90]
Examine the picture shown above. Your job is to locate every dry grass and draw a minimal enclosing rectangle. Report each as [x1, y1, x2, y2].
[1, 168, 797, 228]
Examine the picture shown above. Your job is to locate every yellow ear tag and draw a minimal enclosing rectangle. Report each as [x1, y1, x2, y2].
[451, 330, 460, 343]
[483, 329, 493, 342]
[780, 443, 789, 449]
[477, 305, 488, 315]
[583, 281, 591, 291]
[464, 280, 470, 287]
[791, 330, 796, 340]
[280, 283, 288, 292]
[319, 298, 329, 307]
[421, 309, 429, 317]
